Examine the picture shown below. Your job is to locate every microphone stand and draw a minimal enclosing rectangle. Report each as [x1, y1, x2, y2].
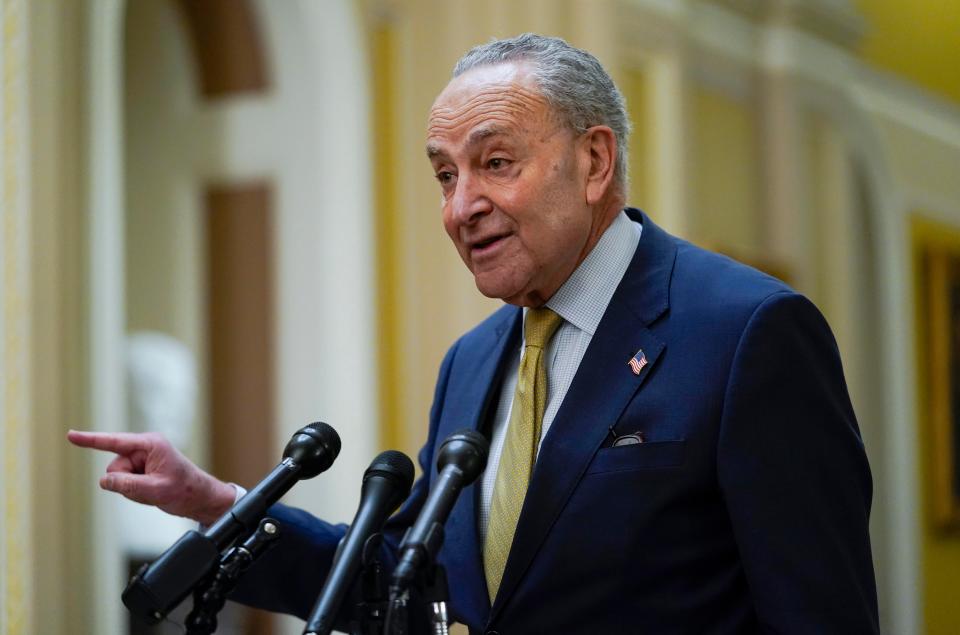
[184, 517, 282, 635]
[351, 534, 386, 635]
[384, 561, 451, 635]
[385, 429, 487, 635]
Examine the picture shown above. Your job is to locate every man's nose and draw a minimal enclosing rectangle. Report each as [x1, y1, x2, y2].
[450, 173, 493, 224]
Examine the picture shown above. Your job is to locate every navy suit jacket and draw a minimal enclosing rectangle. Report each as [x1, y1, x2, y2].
[234, 210, 879, 634]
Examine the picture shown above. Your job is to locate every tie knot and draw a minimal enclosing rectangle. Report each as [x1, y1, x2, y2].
[524, 307, 563, 349]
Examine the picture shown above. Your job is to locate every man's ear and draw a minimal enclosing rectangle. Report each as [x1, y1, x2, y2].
[582, 125, 617, 205]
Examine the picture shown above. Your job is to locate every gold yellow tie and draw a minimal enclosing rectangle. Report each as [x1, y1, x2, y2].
[484, 307, 564, 603]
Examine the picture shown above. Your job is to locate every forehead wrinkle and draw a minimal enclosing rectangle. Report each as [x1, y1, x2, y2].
[430, 93, 541, 127]
[426, 78, 558, 159]
[426, 111, 525, 156]
[435, 82, 542, 114]
[428, 110, 518, 136]
[428, 82, 547, 132]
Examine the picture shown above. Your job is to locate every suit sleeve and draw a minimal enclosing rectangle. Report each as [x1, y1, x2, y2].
[717, 291, 880, 634]
[228, 339, 461, 622]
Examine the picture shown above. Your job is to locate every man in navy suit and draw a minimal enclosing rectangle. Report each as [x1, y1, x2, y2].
[70, 34, 879, 633]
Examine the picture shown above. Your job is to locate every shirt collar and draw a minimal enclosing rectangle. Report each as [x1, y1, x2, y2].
[539, 210, 642, 336]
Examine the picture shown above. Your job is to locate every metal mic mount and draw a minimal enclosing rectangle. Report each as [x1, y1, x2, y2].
[423, 564, 451, 635]
[184, 517, 282, 635]
[383, 562, 450, 635]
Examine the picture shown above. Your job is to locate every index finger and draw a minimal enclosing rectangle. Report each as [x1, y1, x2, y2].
[66, 430, 152, 455]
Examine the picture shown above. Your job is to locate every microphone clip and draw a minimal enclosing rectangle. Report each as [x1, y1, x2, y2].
[183, 517, 283, 635]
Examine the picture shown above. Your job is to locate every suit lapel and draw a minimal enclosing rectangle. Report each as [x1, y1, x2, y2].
[440, 306, 522, 625]
[489, 210, 678, 619]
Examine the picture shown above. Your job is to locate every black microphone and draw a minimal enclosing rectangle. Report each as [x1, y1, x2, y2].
[391, 429, 488, 591]
[303, 450, 416, 635]
[122, 421, 341, 624]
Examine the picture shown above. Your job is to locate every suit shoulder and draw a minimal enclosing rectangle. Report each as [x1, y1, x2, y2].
[670, 238, 796, 316]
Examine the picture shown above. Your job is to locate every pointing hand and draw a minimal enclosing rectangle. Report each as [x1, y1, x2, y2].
[66, 430, 236, 525]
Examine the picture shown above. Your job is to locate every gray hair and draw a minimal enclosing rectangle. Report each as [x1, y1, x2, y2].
[453, 33, 631, 193]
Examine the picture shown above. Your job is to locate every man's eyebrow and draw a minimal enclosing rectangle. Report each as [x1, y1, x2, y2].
[466, 125, 508, 147]
[425, 125, 511, 159]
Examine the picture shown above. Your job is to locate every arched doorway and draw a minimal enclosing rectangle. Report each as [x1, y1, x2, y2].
[88, 1, 376, 632]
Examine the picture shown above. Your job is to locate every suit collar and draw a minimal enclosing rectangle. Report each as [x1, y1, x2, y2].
[618, 208, 673, 327]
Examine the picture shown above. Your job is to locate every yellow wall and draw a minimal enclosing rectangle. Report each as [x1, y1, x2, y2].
[690, 85, 761, 254]
[3, 0, 32, 631]
[856, 0, 960, 105]
[18, 1, 94, 633]
[622, 66, 652, 212]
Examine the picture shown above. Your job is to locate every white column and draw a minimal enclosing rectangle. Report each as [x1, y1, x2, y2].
[87, 1, 127, 634]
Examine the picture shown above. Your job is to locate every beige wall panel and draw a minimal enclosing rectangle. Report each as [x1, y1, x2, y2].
[521, 0, 569, 37]
[622, 66, 651, 210]
[3, 1, 32, 632]
[569, 0, 618, 82]
[445, 0, 572, 48]
[645, 52, 692, 238]
[488, 0, 514, 37]
[758, 73, 809, 285]
[690, 85, 762, 254]
[875, 117, 960, 214]
[809, 114, 858, 339]
[26, 2, 91, 634]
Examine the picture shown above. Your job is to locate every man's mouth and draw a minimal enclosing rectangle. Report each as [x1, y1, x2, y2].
[469, 233, 511, 258]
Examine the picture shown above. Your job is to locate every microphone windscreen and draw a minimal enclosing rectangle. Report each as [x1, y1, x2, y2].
[437, 428, 488, 483]
[364, 450, 415, 489]
[363, 450, 415, 512]
[284, 421, 341, 478]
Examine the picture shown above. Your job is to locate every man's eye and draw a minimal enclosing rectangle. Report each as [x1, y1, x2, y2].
[435, 171, 455, 184]
[488, 158, 508, 170]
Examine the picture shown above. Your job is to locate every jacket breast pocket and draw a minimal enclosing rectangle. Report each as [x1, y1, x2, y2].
[585, 439, 686, 475]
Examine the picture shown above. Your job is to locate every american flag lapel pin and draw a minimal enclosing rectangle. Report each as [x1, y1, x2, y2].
[628, 349, 648, 376]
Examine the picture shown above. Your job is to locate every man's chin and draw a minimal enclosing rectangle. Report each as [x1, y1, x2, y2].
[474, 276, 540, 307]
[474, 275, 518, 301]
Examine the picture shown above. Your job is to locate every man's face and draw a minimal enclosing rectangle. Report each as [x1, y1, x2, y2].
[426, 62, 602, 307]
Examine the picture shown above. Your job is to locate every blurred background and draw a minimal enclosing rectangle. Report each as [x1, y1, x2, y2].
[2, 0, 959, 633]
